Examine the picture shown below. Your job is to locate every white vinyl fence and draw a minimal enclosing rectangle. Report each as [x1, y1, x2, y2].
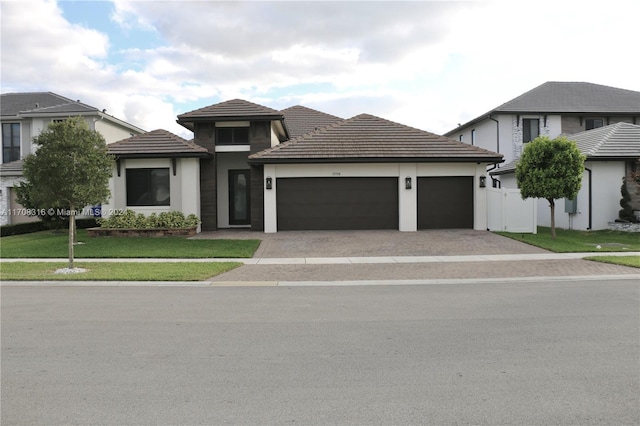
[487, 188, 537, 233]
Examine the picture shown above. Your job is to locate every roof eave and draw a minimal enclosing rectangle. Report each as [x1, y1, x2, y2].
[111, 152, 212, 159]
[249, 156, 503, 165]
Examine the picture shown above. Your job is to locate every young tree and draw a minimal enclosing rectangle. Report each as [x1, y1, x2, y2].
[516, 136, 585, 239]
[16, 117, 114, 269]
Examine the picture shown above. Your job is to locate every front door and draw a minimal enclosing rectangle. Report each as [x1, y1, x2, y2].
[229, 170, 251, 225]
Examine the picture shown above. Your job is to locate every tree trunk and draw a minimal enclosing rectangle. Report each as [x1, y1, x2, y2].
[548, 198, 556, 239]
[68, 207, 75, 269]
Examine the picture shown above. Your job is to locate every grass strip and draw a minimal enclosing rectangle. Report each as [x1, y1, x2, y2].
[0, 262, 242, 281]
[583, 256, 640, 268]
[0, 229, 260, 258]
[496, 227, 640, 253]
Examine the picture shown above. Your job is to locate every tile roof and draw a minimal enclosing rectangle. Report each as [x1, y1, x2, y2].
[492, 122, 640, 175]
[108, 129, 210, 158]
[281, 105, 344, 139]
[1, 92, 97, 117]
[494, 82, 640, 114]
[177, 99, 284, 121]
[249, 113, 503, 164]
[446, 82, 640, 136]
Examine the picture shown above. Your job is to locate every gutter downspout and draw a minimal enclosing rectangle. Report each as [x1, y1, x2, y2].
[488, 115, 501, 188]
[488, 115, 500, 157]
[585, 167, 592, 230]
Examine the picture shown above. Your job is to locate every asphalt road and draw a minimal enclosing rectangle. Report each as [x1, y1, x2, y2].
[2, 279, 639, 425]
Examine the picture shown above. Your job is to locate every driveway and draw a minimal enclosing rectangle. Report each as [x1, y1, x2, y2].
[193, 229, 549, 258]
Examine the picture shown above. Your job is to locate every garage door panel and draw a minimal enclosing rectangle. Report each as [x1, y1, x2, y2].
[277, 177, 398, 231]
[418, 176, 473, 229]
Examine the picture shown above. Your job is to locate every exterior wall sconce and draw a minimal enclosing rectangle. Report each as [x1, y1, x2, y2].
[405, 176, 412, 190]
[479, 175, 486, 188]
[266, 176, 273, 190]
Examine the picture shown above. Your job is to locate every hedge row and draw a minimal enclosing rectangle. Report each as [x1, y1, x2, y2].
[98, 210, 200, 229]
[0, 218, 98, 237]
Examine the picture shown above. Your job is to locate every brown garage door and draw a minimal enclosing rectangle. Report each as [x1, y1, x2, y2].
[418, 176, 473, 229]
[277, 177, 398, 231]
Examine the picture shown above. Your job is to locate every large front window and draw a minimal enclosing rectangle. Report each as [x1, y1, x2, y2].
[2, 123, 20, 163]
[216, 127, 249, 145]
[522, 118, 539, 143]
[126, 168, 170, 206]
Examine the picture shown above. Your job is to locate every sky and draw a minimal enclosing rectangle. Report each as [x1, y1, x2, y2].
[2, 0, 639, 139]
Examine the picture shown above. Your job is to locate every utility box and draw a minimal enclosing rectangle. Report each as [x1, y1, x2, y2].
[565, 198, 577, 214]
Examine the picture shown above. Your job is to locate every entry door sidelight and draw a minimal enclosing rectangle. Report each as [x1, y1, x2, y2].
[229, 170, 251, 225]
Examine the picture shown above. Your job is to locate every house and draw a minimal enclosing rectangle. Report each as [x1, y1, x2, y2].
[105, 99, 503, 233]
[445, 82, 640, 170]
[493, 123, 640, 231]
[0, 92, 146, 225]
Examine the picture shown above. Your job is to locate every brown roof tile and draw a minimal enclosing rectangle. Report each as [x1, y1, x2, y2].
[108, 129, 210, 158]
[177, 99, 283, 121]
[250, 114, 503, 164]
[281, 105, 344, 139]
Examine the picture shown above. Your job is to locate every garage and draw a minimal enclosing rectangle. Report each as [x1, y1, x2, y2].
[276, 177, 398, 230]
[418, 176, 473, 229]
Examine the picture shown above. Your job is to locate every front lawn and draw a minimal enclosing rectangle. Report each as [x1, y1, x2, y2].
[583, 256, 640, 268]
[496, 227, 640, 253]
[0, 261, 242, 281]
[0, 229, 260, 258]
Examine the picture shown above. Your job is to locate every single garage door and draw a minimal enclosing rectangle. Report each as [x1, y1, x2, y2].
[418, 176, 473, 229]
[277, 177, 398, 231]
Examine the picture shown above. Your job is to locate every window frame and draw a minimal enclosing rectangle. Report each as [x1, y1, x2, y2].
[2, 122, 21, 163]
[216, 127, 250, 145]
[522, 118, 540, 143]
[585, 118, 604, 131]
[125, 168, 171, 207]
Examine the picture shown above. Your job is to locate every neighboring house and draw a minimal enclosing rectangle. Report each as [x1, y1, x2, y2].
[0, 92, 145, 225]
[445, 82, 640, 171]
[106, 99, 503, 233]
[493, 123, 640, 230]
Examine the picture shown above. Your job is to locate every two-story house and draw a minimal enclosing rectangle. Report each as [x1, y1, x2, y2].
[446, 82, 640, 230]
[0, 92, 146, 225]
[105, 99, 503, 233]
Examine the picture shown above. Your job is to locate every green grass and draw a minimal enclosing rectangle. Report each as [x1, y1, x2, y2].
[0, 262, 242, 281]
[496, 227, 640, 253]
[0, 229, 260, 258]
[582, 256, 640, 268]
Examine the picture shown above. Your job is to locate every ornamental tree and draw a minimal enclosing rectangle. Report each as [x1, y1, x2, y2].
[516, 136, 585, 239]
[16, 117, 114, 269]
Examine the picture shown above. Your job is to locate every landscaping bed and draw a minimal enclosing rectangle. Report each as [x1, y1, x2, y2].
[87, 227, 197, 237]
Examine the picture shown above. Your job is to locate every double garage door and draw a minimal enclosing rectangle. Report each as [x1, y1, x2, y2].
[276, 176, 473, 231]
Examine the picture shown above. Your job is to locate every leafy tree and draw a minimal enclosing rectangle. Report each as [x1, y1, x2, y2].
[16, 117, 114, 268]
[516, 136, 585, 239]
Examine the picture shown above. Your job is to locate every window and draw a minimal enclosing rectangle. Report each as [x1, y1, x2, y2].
[585, 118, 604, 130]
[471, 129, 476, 145]
[216, 127, 249, 145]
[522, 118, 539, 143]
[126, 168, 170, 206]
[2, 123, 20, 163]
[459, 134, 464, 142]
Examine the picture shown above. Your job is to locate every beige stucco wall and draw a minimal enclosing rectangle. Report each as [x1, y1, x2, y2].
[263, 162, 490, 233]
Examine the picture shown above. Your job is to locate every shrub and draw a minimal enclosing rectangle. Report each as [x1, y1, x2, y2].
[619, 178, 637, 222]
[0, 221, 48, 237]
[98, 210, 200, 229]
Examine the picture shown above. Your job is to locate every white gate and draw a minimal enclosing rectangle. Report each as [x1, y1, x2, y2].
[487, 188, 537, 233]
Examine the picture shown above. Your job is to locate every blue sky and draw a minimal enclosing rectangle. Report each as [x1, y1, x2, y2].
[2, 0, 639, 139]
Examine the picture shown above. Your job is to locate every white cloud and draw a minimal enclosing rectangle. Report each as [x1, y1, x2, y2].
[2, 0, 639, 140]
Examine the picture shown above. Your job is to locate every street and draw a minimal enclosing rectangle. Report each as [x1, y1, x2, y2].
[2, 279, 639, 425]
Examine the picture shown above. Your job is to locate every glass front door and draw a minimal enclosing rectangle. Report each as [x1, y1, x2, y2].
[229, 170, 250, 225]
